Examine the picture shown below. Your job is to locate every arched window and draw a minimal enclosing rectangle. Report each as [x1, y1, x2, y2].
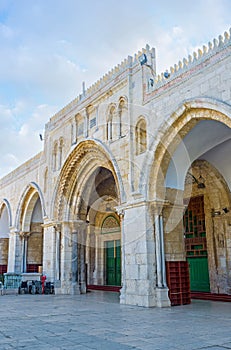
[58, 138, 64, 170]
[118, 98, 128, 138]
[53, 142, 58, 171]
[76, 113, 84, 138]
[71, 122, 75, 145]
[107, 106, 115, 141]
[44, 168, 48, 193]
[136, 118, 147, 155]
[101, 215, 120, 234]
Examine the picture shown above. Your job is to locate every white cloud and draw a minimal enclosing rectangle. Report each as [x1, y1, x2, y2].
[0, 102, 57, 176]
[0, 23, 14, 39]
[0, 0, 230, 178]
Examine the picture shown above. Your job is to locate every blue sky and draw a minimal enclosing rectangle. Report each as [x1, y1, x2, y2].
[0, 0, 230, 177]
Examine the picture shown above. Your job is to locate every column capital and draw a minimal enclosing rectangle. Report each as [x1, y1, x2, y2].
[150, 199, 170, 215]
[19, 231, 30, 238]
[61, 220, 88, 232]
[71, 219, 88, 232]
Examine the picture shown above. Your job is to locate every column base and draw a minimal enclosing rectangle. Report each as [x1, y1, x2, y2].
[71, 282, 81, 295]
[156, 287, 171, 307]
[79, 281, 87, 294]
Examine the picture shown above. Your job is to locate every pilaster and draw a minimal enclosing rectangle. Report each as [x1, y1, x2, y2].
[42, 220, 57, 281]
[118, 201, 157, 307]
[7, 227, 21, 273]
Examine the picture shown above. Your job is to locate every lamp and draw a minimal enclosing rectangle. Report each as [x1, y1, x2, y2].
[106, 203, 112, 212]
[138, 53, 155, 76]
[188, 172, 206, 189]
[138, 53, 148, 66]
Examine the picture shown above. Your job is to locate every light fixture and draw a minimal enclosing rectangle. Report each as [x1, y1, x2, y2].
[149, 78, 154, 87]
[138, 53, 148, 66]
[164, 70, 170, 79]
[138, 53, 155, 76]
[211, 208, 229, 217]
[188, 172, 206, 189]
[106, 203, 112, 212]
[211, 209, 221, 217]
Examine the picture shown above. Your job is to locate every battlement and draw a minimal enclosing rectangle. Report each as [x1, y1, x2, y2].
[151, 28, 231, 89]
[48, 28, 231, 125]
[49, 44, 155, 124]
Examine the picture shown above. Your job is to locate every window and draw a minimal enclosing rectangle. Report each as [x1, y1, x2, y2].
[53, 142, 58, 171]
[107, 106, 115, 141]
[136, 118, 147, 155]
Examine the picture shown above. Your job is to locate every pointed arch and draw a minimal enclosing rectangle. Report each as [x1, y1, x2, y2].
[135, 117, 147, 155]
[0, 198, 12, 228]
[106, 104, 116, 141]
[140, 98, 231, 199]
[15, 182, 46, 231]
[118, 96, 128, 138]
[52, 139, 126, 221]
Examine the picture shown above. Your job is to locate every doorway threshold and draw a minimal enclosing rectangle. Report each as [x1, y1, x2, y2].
[191, 291, 231, 302]
[87, 285, 121, 292]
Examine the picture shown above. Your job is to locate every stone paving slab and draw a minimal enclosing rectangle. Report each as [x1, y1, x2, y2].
[0, 291, 230, 349]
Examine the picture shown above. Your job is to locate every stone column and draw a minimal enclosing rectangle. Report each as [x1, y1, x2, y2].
[42, 220, 57, 281]
[78, 220, 87, 294]
[70, 220, 80, 295]
[119, 201, 157, 307]
[55, 227, 61, 282]
[118, 210, 126, 304]
[7, 227, 21, 273]
[60, 221, 73, 294]
[18, 232, 29, 273]
[153, 202, 170, 307]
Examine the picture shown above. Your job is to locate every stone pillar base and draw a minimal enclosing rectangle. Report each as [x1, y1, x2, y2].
[70, 283, 81, 295]
[119, 286, 126, 304]
[156, 287, 171, 307]
[120, 285, 157, 307]
[79, 282, 87, 294]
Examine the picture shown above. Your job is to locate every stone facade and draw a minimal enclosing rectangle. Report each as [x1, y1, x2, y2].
[0, 29, 231, 306]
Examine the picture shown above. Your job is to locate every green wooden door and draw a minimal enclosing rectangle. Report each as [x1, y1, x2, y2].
[115, 240, 121, 286]
[184, 196, 210, 292]
[105, 240, 121, 286]
[187, 257, 210, 292]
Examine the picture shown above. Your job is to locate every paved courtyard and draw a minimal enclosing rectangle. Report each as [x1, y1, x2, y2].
[0, 291, 231, 350]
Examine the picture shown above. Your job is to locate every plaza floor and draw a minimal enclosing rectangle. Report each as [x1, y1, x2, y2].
[0, 291, 231, 350]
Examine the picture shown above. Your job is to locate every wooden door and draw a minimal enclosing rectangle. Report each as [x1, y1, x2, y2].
[184, 196, 210, 292]
[105, 240, 121, 286]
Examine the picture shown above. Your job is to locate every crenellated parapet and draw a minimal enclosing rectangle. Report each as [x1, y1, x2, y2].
[47, 28, 231, 125]
[151, 28, 231, 90]
[48, 44, 155, 126]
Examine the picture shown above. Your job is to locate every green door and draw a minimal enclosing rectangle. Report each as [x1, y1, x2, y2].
[115, 240, 121, 286]
[187, 257, 210, 292]
[184, 196, 210, 292]
[105, 240, 121, 286]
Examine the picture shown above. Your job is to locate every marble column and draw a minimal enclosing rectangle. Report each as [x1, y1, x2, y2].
[42, 220, 57, 282]
[7, 227, 21, 273]
[153, 203, 170, 307]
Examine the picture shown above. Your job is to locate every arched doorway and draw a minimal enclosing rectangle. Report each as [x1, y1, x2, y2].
[0, 201, 11, 281]
[184, 160, 231, 294]
[16, 186, 44, 273]
[146, 102, 231, 302]
[101, 215, 121, 286]
[78, 166, 121, 289]
[26, 198, 44, 272]
[53, 140, 124, 294]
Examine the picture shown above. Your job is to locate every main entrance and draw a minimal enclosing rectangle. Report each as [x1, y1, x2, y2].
[105, 240, 121, 286]
[184, 196, 210, 292]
